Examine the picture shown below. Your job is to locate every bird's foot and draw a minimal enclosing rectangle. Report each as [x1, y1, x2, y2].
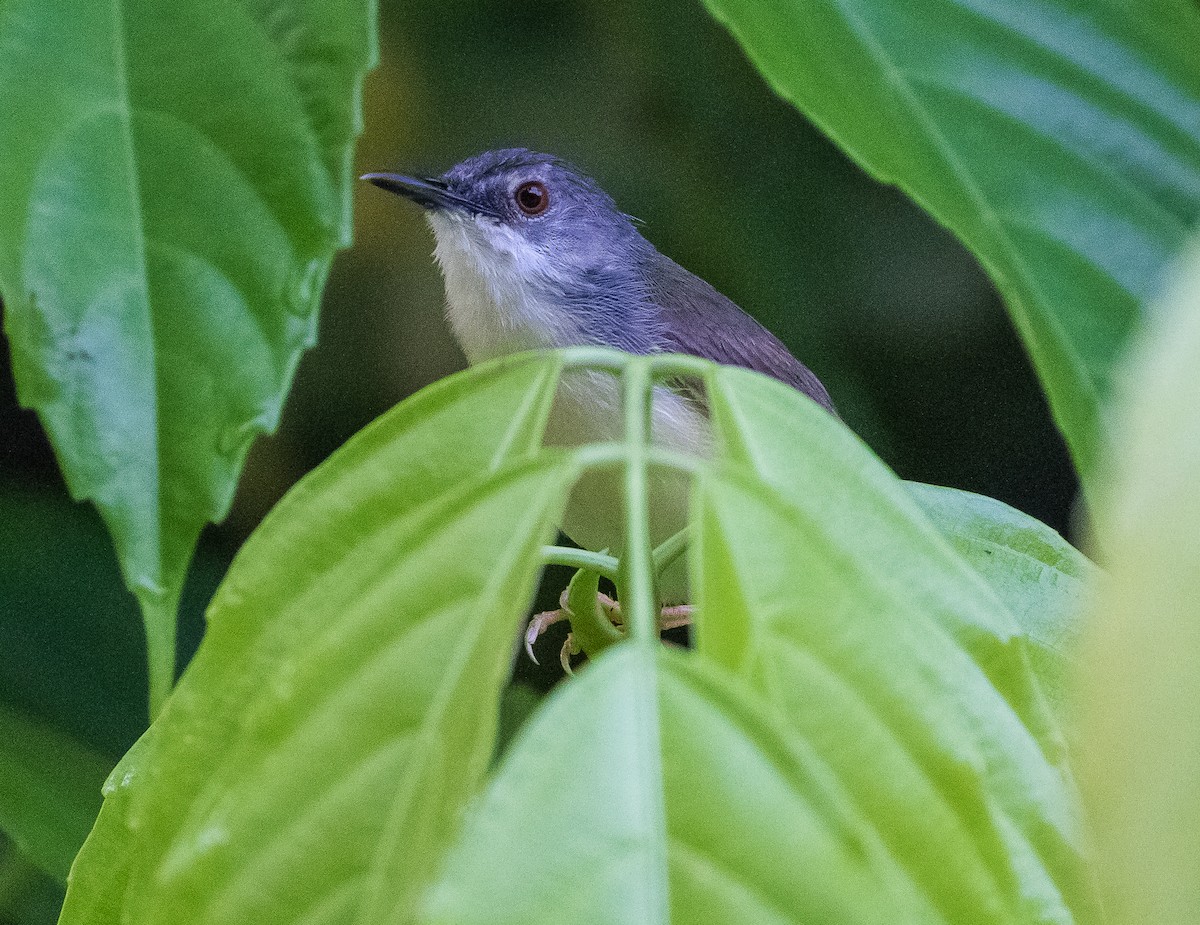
[526, 590, 693, 670]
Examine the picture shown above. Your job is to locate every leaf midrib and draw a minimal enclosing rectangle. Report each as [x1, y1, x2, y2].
[110, 0, 162, 580]
[356, 461, 574, 924]
[900, 68, 1186, 239]
[106, 0, 332, 590]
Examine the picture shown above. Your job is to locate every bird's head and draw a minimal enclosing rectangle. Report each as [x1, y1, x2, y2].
[363, 148, 658, 357]
[364, 148, 649, 286]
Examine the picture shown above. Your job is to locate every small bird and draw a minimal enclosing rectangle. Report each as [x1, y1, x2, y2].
[364, 149, 835, 606]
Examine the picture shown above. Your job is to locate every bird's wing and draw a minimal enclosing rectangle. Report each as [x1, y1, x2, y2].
[644, 254, 837, 414]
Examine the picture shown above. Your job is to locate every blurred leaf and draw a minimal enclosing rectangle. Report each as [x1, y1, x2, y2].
[0, 840, 64, 925]
[493, 682, 543, 761]
[0, 705, 110, 883]
[0, 485, 148, 757]
[908, 482, 1096, 720]
[58, 355, 571, 925]
[703, 0, 1200, 497]
[422, 643, 917, 925]
[0, 0, 378, 711]
[1077, 244, 1200, 925]
[55, 347, 1105, 925]
[700, 367, 1095, 923]
[0, 482, 230, 762]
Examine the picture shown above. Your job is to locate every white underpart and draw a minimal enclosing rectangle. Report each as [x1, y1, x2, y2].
[429, 212, 579, 362]
[427, 211, 709, 599]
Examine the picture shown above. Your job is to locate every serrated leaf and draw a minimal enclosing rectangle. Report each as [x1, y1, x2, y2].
[908, 482, 1097, 721]
[0, 705, 110, 884]
[0, 0, 377, 707]
[421, 644, 924, 925]
[702, 0, 1200, 496]
[1077, 244, 1200, 925]
[698, 366, 1095, 923]
[58, 355, 572, 925]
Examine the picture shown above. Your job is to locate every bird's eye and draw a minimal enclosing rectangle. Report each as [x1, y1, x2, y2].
[514, 180, 549, 216]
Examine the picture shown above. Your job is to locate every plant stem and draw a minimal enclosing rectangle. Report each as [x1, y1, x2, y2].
[540, 545, 620, 581]
[652, 528, 689, 577]
[136, 588, 178, 721]
[565, 568, 623, 658]
[619, 359, 657, 646]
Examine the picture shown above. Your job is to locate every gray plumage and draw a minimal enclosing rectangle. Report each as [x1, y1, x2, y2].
[364, 148, 835, 416]
[643, 252, 835, 412]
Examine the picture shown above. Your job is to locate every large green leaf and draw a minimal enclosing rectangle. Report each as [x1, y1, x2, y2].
[698, 367, 1095, 923]
[421, 643, 923, 925]
[56, 348, 1108, 924]
[1077, 244, 1200, 925]
[421, 356, 1100, 925]
[0, 0, 377, 711]
[702, 0, 1200, 495]
[908, 482, 1096, 721]
[0, 705, 110, 884]
[58, 355, 571, 925]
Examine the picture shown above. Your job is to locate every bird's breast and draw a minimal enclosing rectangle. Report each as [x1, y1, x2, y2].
[544, 369, 710, 459]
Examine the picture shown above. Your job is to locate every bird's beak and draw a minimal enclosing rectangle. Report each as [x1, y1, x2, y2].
[360, 172, 500, 218]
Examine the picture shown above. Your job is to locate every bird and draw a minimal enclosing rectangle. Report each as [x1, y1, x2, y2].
[363, 148, 835, 625]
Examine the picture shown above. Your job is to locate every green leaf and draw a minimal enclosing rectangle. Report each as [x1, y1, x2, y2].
[908, 482, 1096, 721]
[699, 366, 1095, 923]
[1077, 243, 1200, 925]
[58, 355, 572, 925]
[0, 0, 378, 712]
[422, 644, 922, 925]
[0, 705, 111, 884]
[702, 0, 1200, 496]
[0, 839, 64, 924]
[57, 729, 159, 924]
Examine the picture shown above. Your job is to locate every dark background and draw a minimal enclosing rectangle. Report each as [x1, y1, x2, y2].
[0, 1, 1076, 914]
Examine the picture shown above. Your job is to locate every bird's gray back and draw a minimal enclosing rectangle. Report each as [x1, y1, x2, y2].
[643, 253, 836, 414]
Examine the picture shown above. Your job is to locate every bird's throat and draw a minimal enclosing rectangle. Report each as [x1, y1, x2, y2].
[430, 213, 580, 364]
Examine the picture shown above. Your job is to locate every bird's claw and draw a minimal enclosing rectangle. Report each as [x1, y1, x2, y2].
[524, 591, 569, 666]
[559, 633, 580, 674]
[657, 604, 694, 632]
[525, 592, 694, 665]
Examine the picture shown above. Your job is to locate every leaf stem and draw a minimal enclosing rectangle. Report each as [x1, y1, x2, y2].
[565, 568, 623, 658]
[136, 588, 178, 721]
[619, 358, 657, 646]
[652, 528, 690, 577]
[540, 545, 620, 581]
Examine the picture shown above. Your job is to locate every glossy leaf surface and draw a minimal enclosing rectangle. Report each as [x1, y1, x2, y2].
[420, 357, 1097, 925]
[703, 0, 1200, 494]
[57, 356, 572, 925]
[1078, 245, 1200, 925]
[0, 0, 377, 706]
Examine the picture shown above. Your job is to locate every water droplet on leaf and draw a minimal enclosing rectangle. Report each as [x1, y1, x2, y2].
[216, 408, 275, 457]
[286, 258, 325, 318]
